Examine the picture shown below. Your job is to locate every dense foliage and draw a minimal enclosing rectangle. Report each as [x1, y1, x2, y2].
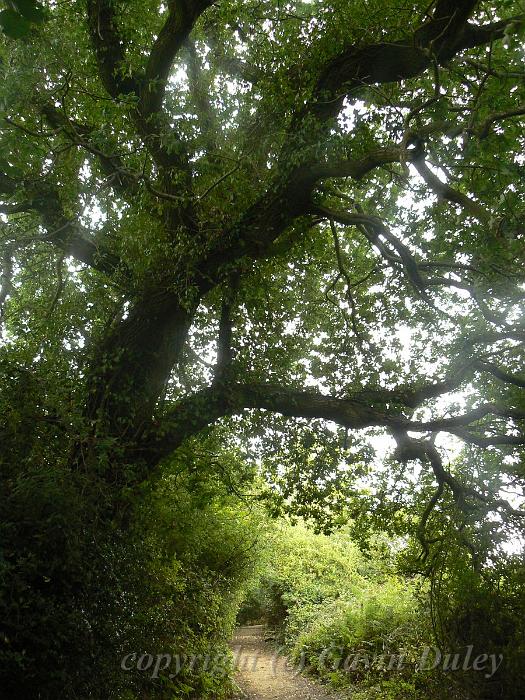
[0, 0, 524, 697]
[0, 410, 262, 698]
[240, 522, 525, 700]
[239, 524, 432, 699]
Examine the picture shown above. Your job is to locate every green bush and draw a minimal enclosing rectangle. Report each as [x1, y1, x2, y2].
[426, 544, 525, 700]
[0, 362, 262, 699]
[240, 516, 525, 700]
[240, 522, 442, 699]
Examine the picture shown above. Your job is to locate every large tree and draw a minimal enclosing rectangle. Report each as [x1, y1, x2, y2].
[1, 0, 525, 691]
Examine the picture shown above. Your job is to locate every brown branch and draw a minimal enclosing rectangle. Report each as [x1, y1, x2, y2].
[411, 155, 491, 224]
[404, 363, 473, 408]
[79, 1, 523, 446]
[86, 0, 197, 179]
[449, 428, 525, 447]
[405, 403, 525, 431]
[40, 218, 121, 276]
[308, 147, 402, 181]
[146, 380, 525, 463]
[146, 382, 387, 461]
[392, 430, 524, 561]
[198, 163, 241, 200]
[0, 174, 122, 276]
[86, 0, 141, 99]
[306, 5, 512, 124]
[459, 15, 525, 53]
[189, 7, 519, 290]
[475, 360, 525, 389]
[477, 103, 525, 139]
[139, 0, 215, 120]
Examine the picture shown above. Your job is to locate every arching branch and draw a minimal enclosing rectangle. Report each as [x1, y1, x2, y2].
[475, 360, 525, 389]
[304, 5, 517, 124]
[0, 175, 122, 276]
[145, 380, 525, 464]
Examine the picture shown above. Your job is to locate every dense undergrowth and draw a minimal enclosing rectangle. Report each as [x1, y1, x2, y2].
[1, 363, 524, 700]
[0, 363, 261, 699]
[238, 522, 525, 700]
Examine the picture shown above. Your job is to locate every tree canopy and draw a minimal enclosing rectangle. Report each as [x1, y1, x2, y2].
[1, 0, 525, 695]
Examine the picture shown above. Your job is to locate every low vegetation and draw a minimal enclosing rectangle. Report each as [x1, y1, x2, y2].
[239, 522, 525, 700]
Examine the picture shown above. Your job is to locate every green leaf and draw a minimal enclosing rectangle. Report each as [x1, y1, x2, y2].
[0, 8, 31, 38]
[13, 0, 46, 24]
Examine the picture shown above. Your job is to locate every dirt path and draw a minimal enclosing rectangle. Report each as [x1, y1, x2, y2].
[230, 625, 345, 700]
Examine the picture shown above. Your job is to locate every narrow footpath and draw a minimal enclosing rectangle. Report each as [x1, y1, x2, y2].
[231, 625, 345, 700]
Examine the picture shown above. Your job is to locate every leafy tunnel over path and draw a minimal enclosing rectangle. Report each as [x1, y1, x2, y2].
[1, 0, 525, 697]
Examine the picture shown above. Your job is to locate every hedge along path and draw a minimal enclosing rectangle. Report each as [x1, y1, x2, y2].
[231, 625, 344, 700]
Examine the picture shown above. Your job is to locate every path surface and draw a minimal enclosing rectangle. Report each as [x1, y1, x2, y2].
[231, 625, 344, 700]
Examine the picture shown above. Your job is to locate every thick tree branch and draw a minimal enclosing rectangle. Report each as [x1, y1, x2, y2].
[86, 0, 141, 98]
[475, 360, 525, 389]
[411, 155, 491, 224]
[0, 174, 122, 275]
[448, 428, 525, 448]
[459, 15, 525, 53]
[308, 147, 402, 182]
[140, 0, 215, 119]
[306, 7, 514, 124]
[404, 363, 473, 408]
[188, 6, 521, 297]
[86, 0, 200, 179]
[146, 380, 525, 463]
[405, 403, 525, 431]
[85, 295, 195, 435]
[39, 218, 121, 276]
[392, 430, 524, 560]
[477, 103, 525, 140]
[80, 1, 523, 447]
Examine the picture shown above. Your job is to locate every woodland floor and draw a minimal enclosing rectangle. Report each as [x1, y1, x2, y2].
[231, 625, 346, 700]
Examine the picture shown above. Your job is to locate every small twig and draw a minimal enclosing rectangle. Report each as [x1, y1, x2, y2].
[198, 163, 242, 201]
